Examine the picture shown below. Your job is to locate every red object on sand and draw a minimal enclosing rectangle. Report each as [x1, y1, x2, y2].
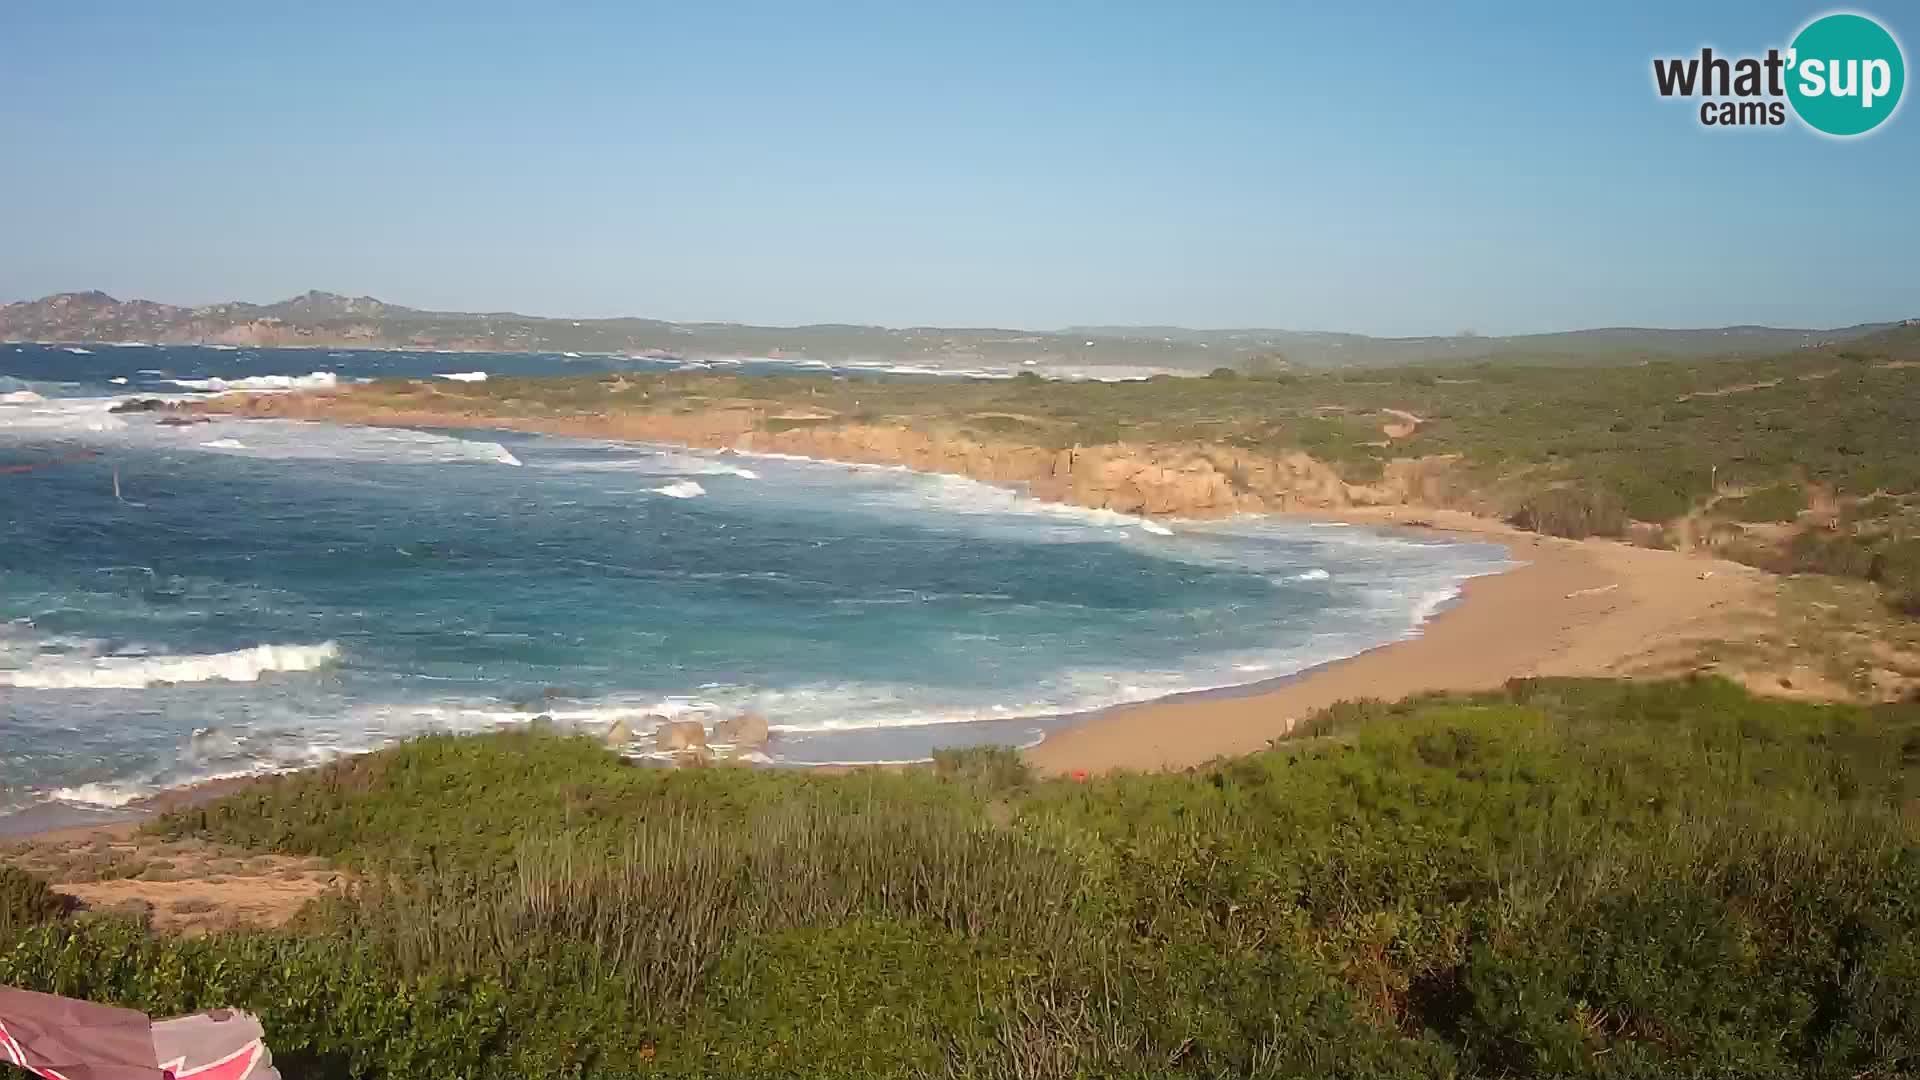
[0, 987, 279, 1080]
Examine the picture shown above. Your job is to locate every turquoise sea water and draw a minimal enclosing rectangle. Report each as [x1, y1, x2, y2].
[0, 344, 1509, 812]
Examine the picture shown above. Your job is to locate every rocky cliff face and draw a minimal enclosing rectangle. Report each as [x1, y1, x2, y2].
[191, 392, 1470, 518]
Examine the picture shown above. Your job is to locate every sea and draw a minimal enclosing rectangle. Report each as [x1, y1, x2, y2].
[0, 342, 1511, 817]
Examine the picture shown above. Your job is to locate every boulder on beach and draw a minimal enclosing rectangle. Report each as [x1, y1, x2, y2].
[655, 719, 707, 753]
[713, 712, 770, 751]
[109, 398, 167, 413]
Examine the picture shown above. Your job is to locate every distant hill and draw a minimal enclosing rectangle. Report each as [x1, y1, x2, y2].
[1061, 323, 1907, 368]
[1, 289, 1905, 370]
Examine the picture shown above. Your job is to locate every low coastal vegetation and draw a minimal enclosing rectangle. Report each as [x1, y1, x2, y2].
[199, 325, 1920, 618]
[5, 677, 1918, 1077]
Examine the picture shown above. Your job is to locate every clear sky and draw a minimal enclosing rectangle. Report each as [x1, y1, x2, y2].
[1, 1, 1913, 335]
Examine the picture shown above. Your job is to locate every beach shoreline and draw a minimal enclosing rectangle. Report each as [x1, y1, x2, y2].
[1025, 507, 1770, 772]
[1, 510, 1769, 840]
[2, 405, 1777, 835]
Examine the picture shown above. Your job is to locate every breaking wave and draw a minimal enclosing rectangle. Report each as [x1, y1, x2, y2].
[168, 371, 339, 392]
[49, 782, 144, 808]
[651, 480, 707, 499]
[0, 641, 342, 690]
[437, 371, 489, 382]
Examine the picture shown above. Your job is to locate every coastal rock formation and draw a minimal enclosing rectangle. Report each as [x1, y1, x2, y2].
[655, 719, 707, 754]
[713, 712, 770, 751]
[189, 391, 1477, 520]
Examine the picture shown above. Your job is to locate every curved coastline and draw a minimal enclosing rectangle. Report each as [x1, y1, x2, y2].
[171, 397, 1773, 773]
[1027, 510, 1768, 771]
[0, 395, 1776, 836]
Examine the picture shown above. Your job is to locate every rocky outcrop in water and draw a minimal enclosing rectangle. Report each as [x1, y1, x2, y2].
[655, 719, 708, 754]
[713, 713, 770, 751]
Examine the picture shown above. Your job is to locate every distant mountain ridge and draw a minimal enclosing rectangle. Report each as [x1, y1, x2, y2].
[1, 289, 1904, 370]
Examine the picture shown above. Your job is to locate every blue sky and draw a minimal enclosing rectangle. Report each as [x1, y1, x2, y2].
[1, 2, 1913, 335]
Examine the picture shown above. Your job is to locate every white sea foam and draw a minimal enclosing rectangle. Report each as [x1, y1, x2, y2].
[64, 346, 94, 354]
[109, 377, 129, 385]
[1292, 568, 1331, 581]
[207, 344, 240, 351]
[200, 438, 247, 450]
[651, 480, 706, 498]
[0, 641, 341, 690]
[50, 783, 144, 808]
[168, 371, 338, 392]
[0, 396, 126, 433]
[437, 371, 489, 382]
[537, 451, 757, 480]
[1140, 520, 1173, 536]
[1411, 588, 1459, 623]
[110, 341, 151, 348]
[130, 419, 527, 468]
[0, 390, 45, 404]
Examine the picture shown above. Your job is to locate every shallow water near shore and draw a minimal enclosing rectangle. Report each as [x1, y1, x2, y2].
[1, 344, 1509, 813]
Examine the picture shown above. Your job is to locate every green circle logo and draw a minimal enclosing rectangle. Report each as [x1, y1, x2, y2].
[1787, 13, 1905, 136]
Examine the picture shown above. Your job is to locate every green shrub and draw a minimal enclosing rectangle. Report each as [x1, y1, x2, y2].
[1766, 528, 1880, 578]
[0, 864, 70, 933]
[1509, 487, 1629, 538]
[4, 680, 1912, 1077]
[1718, 482, 1809, 523]
[1874, 538, 1920, 616]
[931, 744, 1032, 794]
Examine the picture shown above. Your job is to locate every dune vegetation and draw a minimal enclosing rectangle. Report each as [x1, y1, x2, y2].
[4, 677, 1919, 1078]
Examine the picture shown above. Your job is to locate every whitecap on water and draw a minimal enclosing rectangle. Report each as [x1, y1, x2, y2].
[167, 371, 338, 392]
[651, 480, 706, 499]
[436, 371, 489, 382]
[0, 641, 341, 690]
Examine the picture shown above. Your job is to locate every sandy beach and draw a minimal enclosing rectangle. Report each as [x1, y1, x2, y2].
[180, 396, 1780, 776]
[1027, 507, 1772, 773]
[5, 391, 1782, 824]
[0, 418, 1777, 943]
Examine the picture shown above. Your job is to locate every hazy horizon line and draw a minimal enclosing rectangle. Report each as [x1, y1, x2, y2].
[4, 285, 1911, 342]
